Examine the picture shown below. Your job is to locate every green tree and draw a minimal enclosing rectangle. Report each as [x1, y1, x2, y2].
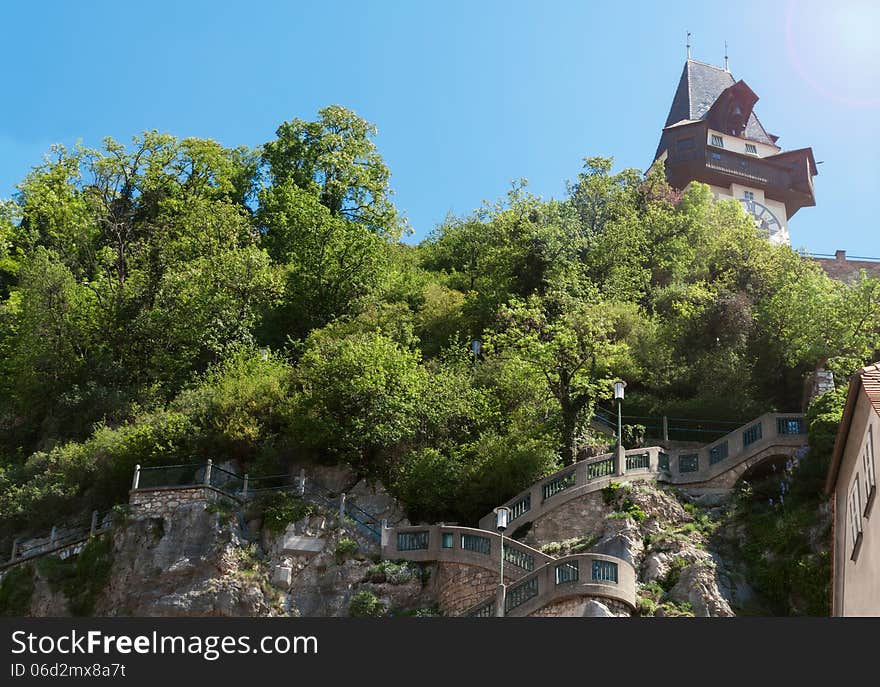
[262, 105, 400, 237]
[290, 330, 427, 478]
[486, 294, 635, 465]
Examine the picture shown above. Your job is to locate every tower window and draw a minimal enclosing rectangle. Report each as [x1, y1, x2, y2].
[711, 134, 724, 147]
[743, 191, 754, 201]
[745, 143, 758, 154]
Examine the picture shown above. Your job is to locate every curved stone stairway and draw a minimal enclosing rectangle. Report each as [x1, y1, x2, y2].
[382, 411, 808, 616]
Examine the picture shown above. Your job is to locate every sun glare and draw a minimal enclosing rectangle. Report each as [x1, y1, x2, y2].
[785, 0, 880, 106]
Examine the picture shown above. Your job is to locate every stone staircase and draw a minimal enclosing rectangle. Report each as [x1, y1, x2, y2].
[381, 411, 808, 616]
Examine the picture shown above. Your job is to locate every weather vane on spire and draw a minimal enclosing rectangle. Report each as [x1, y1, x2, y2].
[687, 31, 692, 59]
[724, 40, 729, 71]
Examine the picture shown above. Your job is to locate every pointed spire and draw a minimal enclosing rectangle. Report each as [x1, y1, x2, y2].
[687, 31, 692, 59]
[724, 40, 729, 71]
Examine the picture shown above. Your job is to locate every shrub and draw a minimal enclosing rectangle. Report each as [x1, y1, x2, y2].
[365, 560, 414, 585]
[660, 556, 688, 592]
[259, 492, 314, 534]
[0, 564, 35, 616]
[348, 590, 386, 617]
[601, 481, 623, 505]
[335, 537, 359, 564]
[35, 536, 114, 616]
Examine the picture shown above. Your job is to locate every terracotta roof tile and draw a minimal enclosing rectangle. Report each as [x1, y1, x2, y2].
[859, 362, 880, 416]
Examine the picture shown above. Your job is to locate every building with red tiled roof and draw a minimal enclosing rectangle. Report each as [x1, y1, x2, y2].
[826, 362, 880, 616]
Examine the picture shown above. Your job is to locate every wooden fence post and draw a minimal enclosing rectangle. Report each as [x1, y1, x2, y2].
[90, 510, 99, 538]
[299, 468, 306, 496]
[339, 493, 346, 519]
[131, 464, 141, 490]
[204, 459, 213, 486]
[242, 474, 249, 499]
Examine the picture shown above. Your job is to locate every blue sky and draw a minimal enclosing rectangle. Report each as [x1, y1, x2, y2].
[1, 0, 877, 255]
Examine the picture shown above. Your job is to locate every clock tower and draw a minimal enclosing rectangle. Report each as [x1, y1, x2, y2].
[653, 59, 818, 245]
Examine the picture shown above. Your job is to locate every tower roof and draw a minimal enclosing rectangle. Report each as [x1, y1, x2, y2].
[662, 59, 776, 146]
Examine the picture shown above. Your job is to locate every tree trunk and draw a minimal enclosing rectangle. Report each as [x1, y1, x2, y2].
[560, 403, 579, 466]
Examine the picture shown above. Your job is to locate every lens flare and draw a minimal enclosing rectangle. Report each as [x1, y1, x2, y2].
[785, 0, 880, 107]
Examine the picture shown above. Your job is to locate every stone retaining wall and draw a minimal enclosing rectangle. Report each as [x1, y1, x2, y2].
[524, 490, 608, 548]
[129, 486, 236, 519]
[431, 562, 503, 616]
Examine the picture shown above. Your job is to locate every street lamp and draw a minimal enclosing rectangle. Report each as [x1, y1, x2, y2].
[494, 506, 511, 617]
[613, 380, 627, 450]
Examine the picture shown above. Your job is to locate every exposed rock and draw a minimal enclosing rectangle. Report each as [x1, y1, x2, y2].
[670, 562, 734, 617]
[582, 600, 615, 617]
[95, 504, 280, 617]
[30, 573, 70, 617]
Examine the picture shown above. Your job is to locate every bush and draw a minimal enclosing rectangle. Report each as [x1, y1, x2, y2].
[173, 349, 294, 465]
[34, 536, 114, 616]
[259, 492, 315, 534]
[0, 564, 35, 616]
[348, 590, 386, 617]
[335, 537, 359, 564]
[365, 560, 415, 585]
[393, 432, 558, 524]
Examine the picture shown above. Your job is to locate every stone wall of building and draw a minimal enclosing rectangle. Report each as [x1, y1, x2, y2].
[430, 562, 503, 616]
[528, 596, 631, 617]
[129, 486, 234, 519]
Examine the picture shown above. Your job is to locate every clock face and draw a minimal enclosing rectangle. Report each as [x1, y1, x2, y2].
[739, 198, 785, 242]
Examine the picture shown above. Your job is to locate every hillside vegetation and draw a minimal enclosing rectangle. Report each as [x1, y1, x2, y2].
[1, 108, 877, 614]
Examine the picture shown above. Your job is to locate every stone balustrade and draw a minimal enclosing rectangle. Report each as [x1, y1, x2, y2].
[382, 524, 553, 581]
[478, 412, 806, 531]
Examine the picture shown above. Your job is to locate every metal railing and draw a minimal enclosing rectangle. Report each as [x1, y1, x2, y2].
[3, 510, 113, 570]
[505, 577, 539, 613]
[542, 470, 576, 501]
[625, 452, 650, 471]
[503, 544, 535, 572]
[585, 456, 615, 480]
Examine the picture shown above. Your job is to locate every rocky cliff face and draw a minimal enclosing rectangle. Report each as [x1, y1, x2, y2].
[520, 481, 735, 617]
[17, 467, 433, 618]
[14, 466, 825, 617]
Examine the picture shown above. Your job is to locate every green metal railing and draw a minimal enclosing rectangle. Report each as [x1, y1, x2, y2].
[397, 531, 429, 551]
[505, 577, 539, 612]
[777, 417, 806, 435]
[461, 534, 491, 555]
[542, 470, 576, 500]
[586, 456, 615, 480]
[743, 422, 763, 447]
[658, 452, 670, 472]
[625, 452, 650, 470]
[591, 560, 618, 583]
[503, 544, 535, 572]
[467, 599, 495, 618]
[709, 441, 729, 465]
[554, 560, 579, 585]
[679, 454, 699, 473]
[509, 494, 531, 521]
